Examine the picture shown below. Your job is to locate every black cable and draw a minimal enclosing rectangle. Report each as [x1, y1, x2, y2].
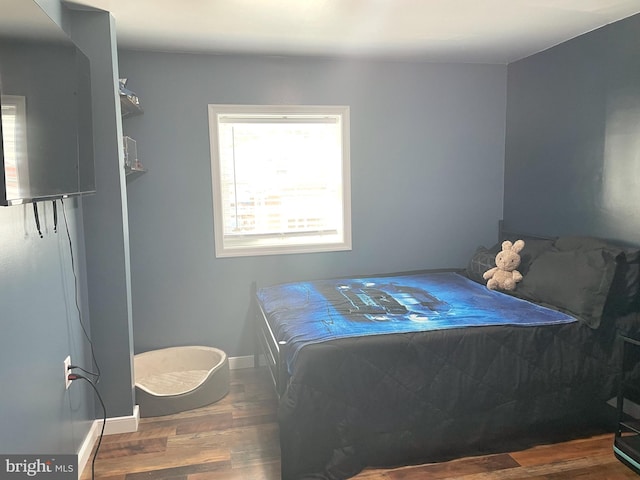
[69, 365, 99, 378]
[59, 200, 106, 479]
[68, 374, 106, 480]
[33, 202, 43, 238]
[60, 198, 102, 381]
[53, 200, 58, 233]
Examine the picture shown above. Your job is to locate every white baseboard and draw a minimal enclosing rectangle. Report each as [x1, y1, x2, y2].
[77, 419, 101, 479]
[228, 355, 255, 370]
[77, 405, 140, 479]
[101, 404, 140, 435]
[228, 354, 265, 369]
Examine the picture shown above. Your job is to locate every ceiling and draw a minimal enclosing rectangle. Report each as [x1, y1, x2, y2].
[66, 0, 640, 63]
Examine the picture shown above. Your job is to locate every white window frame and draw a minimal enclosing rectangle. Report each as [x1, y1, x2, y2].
[208, 104, 352, 258]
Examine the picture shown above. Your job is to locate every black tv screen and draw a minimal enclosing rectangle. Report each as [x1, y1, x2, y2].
[0, 0, 95, 206]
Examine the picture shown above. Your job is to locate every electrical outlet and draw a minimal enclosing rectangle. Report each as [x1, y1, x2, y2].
[64, 356, 72, 389]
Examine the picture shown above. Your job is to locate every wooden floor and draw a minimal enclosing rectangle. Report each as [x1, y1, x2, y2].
[83, 367, 638, 480]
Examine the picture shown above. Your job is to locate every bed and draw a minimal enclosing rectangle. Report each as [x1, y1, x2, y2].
[253, 229, 640, 480]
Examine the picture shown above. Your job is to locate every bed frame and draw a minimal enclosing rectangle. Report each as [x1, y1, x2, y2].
[253, 286, 289, 397]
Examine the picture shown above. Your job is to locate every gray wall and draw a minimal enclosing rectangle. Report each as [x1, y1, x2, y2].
[118, 52, 507, 356]
[0, 201, 94, 453]
[504, 13, 640, 244]
[71, 9, 136, 419]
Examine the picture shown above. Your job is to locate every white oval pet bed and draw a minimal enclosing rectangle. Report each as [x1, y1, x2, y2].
[134, 346, 229, 417]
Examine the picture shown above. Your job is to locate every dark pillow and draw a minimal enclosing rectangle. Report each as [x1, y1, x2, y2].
[466, 246, 495, 284]
[518, 237, 556, 276]
[517, 248, 618, 328]
[555, 236, 640, 316]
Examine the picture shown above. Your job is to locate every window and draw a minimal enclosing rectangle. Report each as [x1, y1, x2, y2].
[208, 104, 351, 258]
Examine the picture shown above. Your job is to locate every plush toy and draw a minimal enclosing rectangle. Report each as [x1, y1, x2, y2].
[482, 239, 525, 291]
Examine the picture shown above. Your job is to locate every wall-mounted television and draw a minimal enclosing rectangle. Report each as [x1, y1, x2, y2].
[0, 0, 95, 206]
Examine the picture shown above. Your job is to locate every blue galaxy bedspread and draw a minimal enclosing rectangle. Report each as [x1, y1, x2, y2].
[257, 271, 576, 373]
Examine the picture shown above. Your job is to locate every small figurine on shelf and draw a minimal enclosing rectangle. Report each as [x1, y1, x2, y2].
[133, 159, 144, 171]
[119, 78, 143, 117]
[119, 78, 140, 107]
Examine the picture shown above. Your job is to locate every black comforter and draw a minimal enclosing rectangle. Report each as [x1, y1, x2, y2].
[278, 318, 626, 479]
